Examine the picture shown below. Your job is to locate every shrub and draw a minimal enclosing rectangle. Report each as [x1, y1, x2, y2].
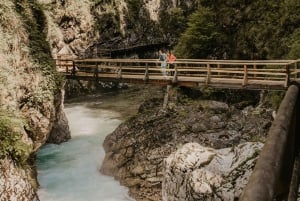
[0, 109, 32, 164]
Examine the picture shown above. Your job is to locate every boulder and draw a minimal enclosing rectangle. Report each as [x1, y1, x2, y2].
[162, 142, 263, 201]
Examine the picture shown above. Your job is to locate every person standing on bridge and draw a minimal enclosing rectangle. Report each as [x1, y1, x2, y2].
[167, 50, 176, 76]
[159, 49, 167, 77]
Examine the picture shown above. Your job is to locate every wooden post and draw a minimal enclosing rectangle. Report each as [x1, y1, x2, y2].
[254, 64, 257, 78]
[172, 64, 178, 83]
[72, 61, 76, 75]
[285, 65, 290, 88]
[95, 63, 99, 81]
[144, 63, 149, 81]
[243, 65, 248, 86]
[163, 85, 171, 110]
[56, 55, 61, 71]
[294, 63, 297, 79]
[118, 63, 122, 79]
[217, 64, 221, 76]
[206, 64, 211, 85]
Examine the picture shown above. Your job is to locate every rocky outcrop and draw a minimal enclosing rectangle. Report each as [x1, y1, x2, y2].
[0, 1, 70, 200]
[101, 90, 274, 201]
[47, 88, 71, 143]
[162, 142, 263, 201]
[37, 0, 201, 58]
[0, 158, 39, 201]
[37, 0, 99, 58]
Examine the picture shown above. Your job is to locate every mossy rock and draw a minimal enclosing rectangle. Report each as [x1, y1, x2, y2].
[0, 109, 32, 165]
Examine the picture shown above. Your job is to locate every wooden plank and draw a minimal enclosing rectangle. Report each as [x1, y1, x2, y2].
[247, 72, 286, 76]
[177, 69, 207, 72]
[243, 65, 248, 86]
[209, 77, 244, 84]
[210, 69, 245, 74]
[247, 79, 284, 85]
[177, 76, 207, 82]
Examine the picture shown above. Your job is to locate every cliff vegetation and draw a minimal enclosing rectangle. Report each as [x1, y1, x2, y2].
[174, 0, 300, 59]
[0, 0, 69, 200]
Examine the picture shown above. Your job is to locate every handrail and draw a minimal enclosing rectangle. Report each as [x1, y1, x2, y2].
[73, 58, 294, 65]
[56, 58, 300, 89]
[240, 84, 300, 201]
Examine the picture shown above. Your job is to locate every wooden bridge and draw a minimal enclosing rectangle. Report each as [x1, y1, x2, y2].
[56, 56, 300, 200]
[56, 56, 300, 90]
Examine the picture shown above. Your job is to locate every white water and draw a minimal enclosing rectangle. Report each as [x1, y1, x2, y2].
[37, 100, 135, 201]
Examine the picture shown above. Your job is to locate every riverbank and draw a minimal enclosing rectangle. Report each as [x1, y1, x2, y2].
[37, 85, 166, 201]
[37, 103, 130, 201]
[100, 86, 278, 200]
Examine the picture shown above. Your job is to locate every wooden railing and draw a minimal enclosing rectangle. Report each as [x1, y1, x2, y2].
[56, 56, 300, 199]
[240, 84, 300, 201]
[56, 57, 300, 90]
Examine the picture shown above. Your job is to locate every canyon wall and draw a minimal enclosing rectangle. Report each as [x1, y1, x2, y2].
[0, 1, 70, 200]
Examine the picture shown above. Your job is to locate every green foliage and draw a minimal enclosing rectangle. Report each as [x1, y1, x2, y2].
[126, 0, 143, 18]
[94, 0, 113, 6]
[14, 0, 64, 91]
[174, 8, 223, 58]
[175, 1, 300, 59]
[15, 0, 54, 70]
[0, 109, 31, 164]
[160, 8, 186, 43]
[124, 0, 160, 41]
[261, 91, 285, 110]
[287, 29, 300, 59]
[95, 12, 121, 39]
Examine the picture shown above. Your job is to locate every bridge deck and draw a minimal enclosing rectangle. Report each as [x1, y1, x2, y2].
[56, 57, 300, 90]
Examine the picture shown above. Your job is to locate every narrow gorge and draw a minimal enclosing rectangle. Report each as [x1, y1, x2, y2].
[1, 0, 299, 201]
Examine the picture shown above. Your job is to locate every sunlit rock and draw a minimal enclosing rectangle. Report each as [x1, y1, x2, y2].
[162, 142, 263, 201]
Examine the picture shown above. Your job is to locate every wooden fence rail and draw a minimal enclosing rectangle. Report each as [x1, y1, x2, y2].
[56, 57, 300, 90]
[240, 84, 300, 201]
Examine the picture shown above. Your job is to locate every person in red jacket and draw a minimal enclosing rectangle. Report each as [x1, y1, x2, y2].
[167, 50, 176, 75]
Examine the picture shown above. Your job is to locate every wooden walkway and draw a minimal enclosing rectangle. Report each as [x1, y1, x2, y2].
[56, 56, 300, 90]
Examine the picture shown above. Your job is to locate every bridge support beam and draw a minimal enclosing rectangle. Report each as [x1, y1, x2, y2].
[163, 85, 172, 110]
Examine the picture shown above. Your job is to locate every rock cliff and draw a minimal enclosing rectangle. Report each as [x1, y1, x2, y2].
[0, 0, 284, 200]
[101, 87, 275, 200]
[37, 0, 98, 58]
[37, 0, 200, 58]
[0, 1, 70, 200]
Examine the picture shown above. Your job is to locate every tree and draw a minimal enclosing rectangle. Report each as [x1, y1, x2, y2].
[160, 8, 187, 45]
[175, 0, 300, 59]
[174, 7, 223, 58]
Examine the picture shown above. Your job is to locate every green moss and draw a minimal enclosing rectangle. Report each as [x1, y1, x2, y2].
[125, 0, 143, 18]
[15, 0, 52, 69]
[14, 0, 64, 92]
[0, 109, 32, 164]
[261, 91, 285, 110]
